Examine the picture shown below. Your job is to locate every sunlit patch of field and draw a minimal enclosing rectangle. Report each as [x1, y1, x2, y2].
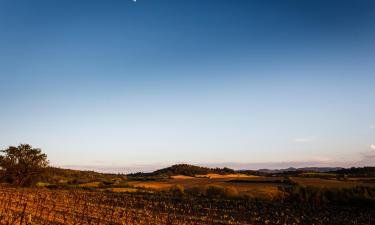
[171, 175, 196, 179]
[128, 181, 173, 190]
[106, 187, 139, 193]
[195, 173, 258, 179]
[128, 175, 284, 199]
[240, 185, 282, 198]
[79, 182, 101, 187]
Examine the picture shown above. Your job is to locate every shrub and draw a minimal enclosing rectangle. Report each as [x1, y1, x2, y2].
[205, 185, 238, 198]
[169, 184, 185, 196]
[186, 187, 203, 196]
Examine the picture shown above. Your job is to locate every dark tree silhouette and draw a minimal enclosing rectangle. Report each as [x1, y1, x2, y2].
[0, 144, 48, 186]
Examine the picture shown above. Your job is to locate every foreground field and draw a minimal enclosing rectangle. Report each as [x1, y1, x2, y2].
[0, 186, 374, 225]
[127, 174, 373, 199]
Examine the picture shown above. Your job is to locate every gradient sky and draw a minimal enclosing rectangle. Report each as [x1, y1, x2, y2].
[0, 0, 374, 172]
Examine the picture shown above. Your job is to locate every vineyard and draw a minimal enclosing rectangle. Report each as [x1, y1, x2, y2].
[0, 186, 374, 225]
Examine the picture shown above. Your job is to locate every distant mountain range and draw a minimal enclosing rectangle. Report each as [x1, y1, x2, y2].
[127, 164, 345, 177]
[62, 164, 375, 177]
[255, 167, 344, 174]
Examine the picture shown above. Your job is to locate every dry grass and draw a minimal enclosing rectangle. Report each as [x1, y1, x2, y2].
[129, 175, 374, 198]
[128, 175, 283, 199]
[79, 182, 101, 187]
[195, 173, 258, 179]
[128, 181, 173, 190]
[106, 187, 139, 193]
[171, 175, 196, 179]
[290, 177, 367, 188]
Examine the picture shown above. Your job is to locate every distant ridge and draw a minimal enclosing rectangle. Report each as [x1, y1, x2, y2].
[335, 167, 375, 177]
[54, 164, 374, 177]
[127, 164, 346, 177]
[256, 167, 343, 174]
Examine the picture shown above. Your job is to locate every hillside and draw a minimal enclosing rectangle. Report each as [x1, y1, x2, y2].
[41, 167, 125, 185]
[129, 164, 235, 178]
[39, 165, 375, 185]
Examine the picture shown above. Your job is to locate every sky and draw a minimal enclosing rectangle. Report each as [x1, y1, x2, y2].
[0, 0, 374, 172]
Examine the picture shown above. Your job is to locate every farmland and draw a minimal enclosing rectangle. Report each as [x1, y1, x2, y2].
[128, 175, 284, 199]
[290, 177, 374, 188]
[0, 186, 374, 225]
[127, 171, 375, 199]
[1, 163, 375, 224]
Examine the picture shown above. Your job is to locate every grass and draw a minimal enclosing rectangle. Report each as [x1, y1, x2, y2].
[79, 181, 102, 187]
[195, 173, 258, 179]
[290, 177, 372, 188]
[106, 187, 139, 193]
[128, 175, 285, 199]
[299, 172, 337, 177]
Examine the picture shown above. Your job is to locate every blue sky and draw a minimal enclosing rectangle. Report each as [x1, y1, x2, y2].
[0, 0, 374, 172]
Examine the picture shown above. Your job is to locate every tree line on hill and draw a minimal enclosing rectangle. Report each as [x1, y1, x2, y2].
[147, 164, 234, 177]
[335, 167, 375, 177]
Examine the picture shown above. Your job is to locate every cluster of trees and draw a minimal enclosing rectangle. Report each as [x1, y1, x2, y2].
[0, 144, 48, 187]
[150, 164, 234, 177]
[128, 164, 235, 179]
[0, 144, 126, 187]
[335, 167, 375, 177]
